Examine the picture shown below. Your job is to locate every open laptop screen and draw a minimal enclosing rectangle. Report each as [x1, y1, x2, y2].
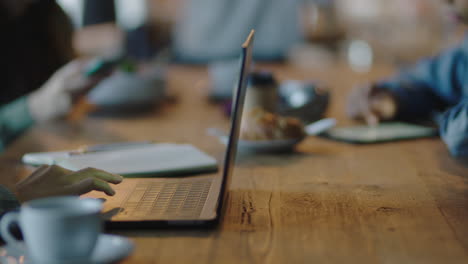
[82, 30, 256, 227]
[216, 30, 255, 216]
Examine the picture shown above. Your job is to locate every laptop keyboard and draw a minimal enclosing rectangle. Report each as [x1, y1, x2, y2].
[121, 179, 213, 219]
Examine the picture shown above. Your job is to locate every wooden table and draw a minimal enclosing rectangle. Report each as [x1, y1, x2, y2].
[1, 63, 468, 264]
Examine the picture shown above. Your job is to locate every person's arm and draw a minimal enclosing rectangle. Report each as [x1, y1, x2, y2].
[438, 98, 468, 157]
[347, 38, 468, 124]
[377, 40, 467, 119]
[0, 96, 34, 151]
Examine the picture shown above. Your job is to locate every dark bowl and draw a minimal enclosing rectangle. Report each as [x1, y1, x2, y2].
[277, 80, 330, 123]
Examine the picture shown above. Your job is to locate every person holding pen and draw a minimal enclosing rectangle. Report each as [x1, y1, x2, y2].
[347, 0, 468, 158]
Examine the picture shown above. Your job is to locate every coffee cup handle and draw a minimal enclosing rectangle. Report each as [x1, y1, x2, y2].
[0, 212, 23, 251]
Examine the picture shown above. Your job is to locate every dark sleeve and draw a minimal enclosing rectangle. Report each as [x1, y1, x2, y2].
[378, 40, 467, 119]
[439, 98, 468, 157]
[48, 1, 75, 61]
[0, 185, 21, 244]
[0, 185, 20, 216]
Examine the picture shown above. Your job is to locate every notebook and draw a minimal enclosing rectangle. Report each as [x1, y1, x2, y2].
[22, 143, 218, 177]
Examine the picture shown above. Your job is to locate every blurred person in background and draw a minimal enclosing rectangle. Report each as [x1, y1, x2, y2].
[0, 0, 122, 213]
[347, 0, 468, 158]
[0, 0, 109, 150]
[173, 0, 301, 62]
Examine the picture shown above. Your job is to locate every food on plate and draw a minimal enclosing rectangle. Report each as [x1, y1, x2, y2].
[240, 108, 305, 141]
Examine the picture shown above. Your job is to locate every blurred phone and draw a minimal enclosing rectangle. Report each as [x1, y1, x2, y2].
[84, 55, 137, 77]
[70, 56, 125, 122]
[322, 122, 438, 144]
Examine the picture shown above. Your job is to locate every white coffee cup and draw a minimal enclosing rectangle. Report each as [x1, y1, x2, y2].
[0, 196, 103, 263]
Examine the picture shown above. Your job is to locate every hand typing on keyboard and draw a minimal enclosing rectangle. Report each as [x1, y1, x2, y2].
[15, 165, 123, 202]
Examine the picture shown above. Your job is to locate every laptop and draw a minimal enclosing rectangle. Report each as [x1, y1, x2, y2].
[84, 30, 255, 228]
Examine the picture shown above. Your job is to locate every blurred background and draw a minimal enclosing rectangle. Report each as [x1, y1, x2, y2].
[59, 0, 465, 67]
[4, 0, 465, 119]
[38, 0, 463, 120]
[0, 0, 465, 151]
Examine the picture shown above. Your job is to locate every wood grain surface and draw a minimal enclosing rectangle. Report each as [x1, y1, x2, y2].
[1, 63, 467, 264]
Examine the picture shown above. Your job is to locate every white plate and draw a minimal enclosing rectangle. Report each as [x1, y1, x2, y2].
[0, 234, 134, 264]
[208, 118, 336, 153]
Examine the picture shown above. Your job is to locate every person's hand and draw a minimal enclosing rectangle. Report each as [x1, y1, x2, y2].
[27, 59, 108, 122]
[346, 83, 398, 125]
[15, 165, 123, 202]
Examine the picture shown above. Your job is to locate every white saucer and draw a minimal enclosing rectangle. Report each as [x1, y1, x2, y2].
[0, 234, 134, 264]
[207, 118, 336, 153]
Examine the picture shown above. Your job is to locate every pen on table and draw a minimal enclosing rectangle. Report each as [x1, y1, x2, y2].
[69, 141, 155, 155]
[304, 118, 337, 135]
[67, 97, 98, 123]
